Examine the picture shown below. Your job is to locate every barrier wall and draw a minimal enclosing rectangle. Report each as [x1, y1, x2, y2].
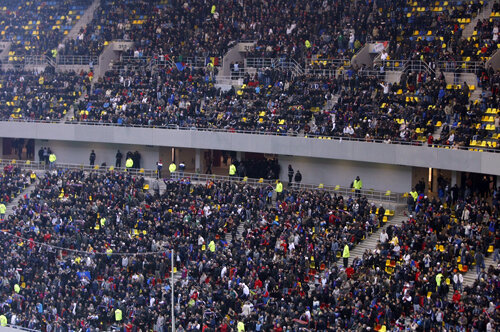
[0, 122, 499, 177]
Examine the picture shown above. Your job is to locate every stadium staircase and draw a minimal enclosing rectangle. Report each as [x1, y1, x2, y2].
[3, 180, 37, 220]
[447, 250, 496, 300]
[462, 0, 496, 39]
[63, 0, 101, 43]
[348, 212, 407, 261]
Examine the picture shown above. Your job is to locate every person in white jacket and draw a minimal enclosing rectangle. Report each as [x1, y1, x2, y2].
[453, 271, 463, 291]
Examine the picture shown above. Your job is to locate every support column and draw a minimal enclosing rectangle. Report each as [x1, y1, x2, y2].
[451, 171, 458, 186]
[236, 151, 242, 162]
[195, 149, 201, 173]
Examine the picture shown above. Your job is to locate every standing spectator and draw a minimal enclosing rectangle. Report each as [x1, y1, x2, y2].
[115, 150, 122, 168]
[475, 251, 485, 278]
[353, 176, 363, 197]
[494, 231, 500, 262]
[38, 147, 44, 163]
[453, 270, 463, 291]
[287, 165, 294, 187]
[133, 151, 141, 169]
[89, 150, 96, 166]
[152, 179, 160, 196]
[43, 147, 49, 165]
[294, 170, 302, 187]
[179, 161, 186, 177]
[156, 160, 163, 179]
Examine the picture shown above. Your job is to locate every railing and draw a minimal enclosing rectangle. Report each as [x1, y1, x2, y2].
[244, 57, 304, 76]
[24, 55, 49, 66]
[4, 324, 40, 332]
[305, 58, 351, 69]
[168, 172, 406, 204]
[0, 159, 157, 178]
[403, 60, 435, 75]
[0, 159, 404, 203]
[437, 60, 483, 73]
[1, 119, 498, 154]
[0, 55, 49, 66]
[214, 75, 243, 85]
[57, 55, 99, 66]
[304, 68, 337, 77]
[245, 57, 275, 68]
[376, 59, 406, 72]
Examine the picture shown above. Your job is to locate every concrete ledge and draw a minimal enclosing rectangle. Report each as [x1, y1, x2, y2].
[0, 121, 498, 175]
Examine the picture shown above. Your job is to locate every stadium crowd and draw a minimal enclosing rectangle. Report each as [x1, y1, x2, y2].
[0, 0, 497, 150]
[69, 62, 499, 150]
[0, 0, 91, 57]
[0, 169, 388, 331]
[0, 169, 496, 331]
[0, 68, 90, 121]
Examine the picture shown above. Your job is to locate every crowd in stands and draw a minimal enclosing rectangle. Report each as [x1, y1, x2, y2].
[0, 165, 31, 207]
[71, 61, 499, 150]
[0, 0, 91, 57]
[0, 0, 497, 151]
[0, 169, 497, 331]
[0, 170, 387, 331]
[61, 0, 376, 60]
[0, 68, 90, 121]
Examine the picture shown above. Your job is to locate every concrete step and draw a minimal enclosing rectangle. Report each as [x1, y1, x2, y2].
[63, 0, 100, 42]
[3, 181, 37, 223]
[349, 214, 408, 260]
[447, 253, 496, 300]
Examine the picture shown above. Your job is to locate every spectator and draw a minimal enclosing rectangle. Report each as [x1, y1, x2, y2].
[89, 150, 96, 166]
[115, 150, 122, 168]
[287, 164, 294, 186]
[294, 170, 302, 187]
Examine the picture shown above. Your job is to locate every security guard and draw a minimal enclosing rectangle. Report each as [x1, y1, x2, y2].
[169, 162, 177, 179]
[0, 202, 6, 220]
[49, 153, 56, 169]
[125, 157, 134, 168]
[353, 176, 363, 198]
[275, 180, 283, 201]
[342, 243, 350, 267]
[115, 308, 122, 322]
[229, 163, 236, 177]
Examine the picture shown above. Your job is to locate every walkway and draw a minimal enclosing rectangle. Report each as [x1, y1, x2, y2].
[63, 0, 100, 43]
[348, 211, 408, 260]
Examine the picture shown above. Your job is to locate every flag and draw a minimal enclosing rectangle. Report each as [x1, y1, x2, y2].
[211, 5, 216, 14]
[175, 62, 185, 71]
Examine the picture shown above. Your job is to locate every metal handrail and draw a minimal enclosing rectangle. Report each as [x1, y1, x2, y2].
[376, 59, 407, 72]
[305, 58, 351, 68]
[0, 160, 403, 203]
[0, 159, 157, 178]
[57, 55, 99, 66]
[170, 171, 405, 204]
[437, 60, 483, 73]
[0, 119, 498, 154]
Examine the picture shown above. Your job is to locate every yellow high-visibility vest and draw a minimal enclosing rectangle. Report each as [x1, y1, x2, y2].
[229, 164, 236, 176]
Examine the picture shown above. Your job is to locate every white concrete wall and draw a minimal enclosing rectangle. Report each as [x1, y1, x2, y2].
[34, 140, 159, 168]
[1, 122, 499, 176]
[279, 156, 412, 192]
